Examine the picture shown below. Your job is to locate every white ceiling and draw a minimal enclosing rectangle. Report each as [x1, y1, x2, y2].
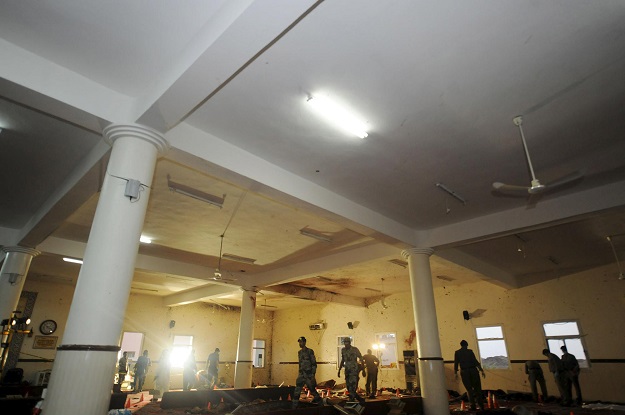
[1, 0, 625, 310]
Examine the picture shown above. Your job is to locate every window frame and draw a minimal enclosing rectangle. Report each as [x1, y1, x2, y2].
[542, 320, 589, 369]
[475, 325, 510, 370]
[374, 332, 399, 370]
[253, 339, 266, 368]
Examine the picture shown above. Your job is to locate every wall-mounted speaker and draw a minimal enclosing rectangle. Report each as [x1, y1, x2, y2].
[462, 310, 470, 320]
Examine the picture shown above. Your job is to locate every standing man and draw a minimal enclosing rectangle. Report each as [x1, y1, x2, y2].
[206, 348, 220, 389]
[338, 338, 365, 404]
[542, 348, 571, 406]
[292, 337, 322, 408]
[362, 349, 380, 399]
[117, 351, 129, 386]
[134, 350, 151, 392]
[524, 359, 548, 402]
[454, 340, 486, 411]
[183, 349, 197, 391]
[561, 346, 582, 404]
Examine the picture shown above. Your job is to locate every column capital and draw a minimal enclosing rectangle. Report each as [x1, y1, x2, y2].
[2, 246, 40, 257]
[103, 124, 169, 155]
[240, 286, 259, 293]
[401, 247, 434, 259]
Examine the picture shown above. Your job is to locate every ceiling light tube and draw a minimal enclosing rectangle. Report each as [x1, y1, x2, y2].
[300, 228, 333, 243]
[63, 257, 83, 264]
[306, 94, 369, 138]
[222, 253, 256, 264]
[167, 176, 225, 208]
[140, 235, 152, 244]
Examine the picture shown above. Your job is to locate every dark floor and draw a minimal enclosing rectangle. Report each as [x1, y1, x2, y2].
[128, 391, 625, 415]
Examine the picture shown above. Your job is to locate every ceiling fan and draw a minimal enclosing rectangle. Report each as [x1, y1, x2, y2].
[492, 116, 583, 197]
[210, 234, 236, 282]
[257, 297, 276, 324]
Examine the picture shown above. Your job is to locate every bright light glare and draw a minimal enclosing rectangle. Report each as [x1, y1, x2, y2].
[63, 257, 83, 264]
[306, 95, 369, 138]
[140, 235, 152, 244]
[170, 346, 191, 368]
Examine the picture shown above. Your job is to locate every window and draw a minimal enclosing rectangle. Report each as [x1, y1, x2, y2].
[171, 335, 193, 368]
[253, 339, 266, 368]
[119, 332, 144, 362]
[374, 332, 399, 369]
[543, 321, 588, 368]
[476, 325, 509, 369]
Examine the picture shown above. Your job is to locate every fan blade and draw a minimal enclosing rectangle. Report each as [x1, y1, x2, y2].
[544, 170, 584, 191]
[492, 182, 530, 194]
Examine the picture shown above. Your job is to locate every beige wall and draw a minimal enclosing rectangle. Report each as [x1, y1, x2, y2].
[18, 262, 624, 402]
[270, 263, 625, 402]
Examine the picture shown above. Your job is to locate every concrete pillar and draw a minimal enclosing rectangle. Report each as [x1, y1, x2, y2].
[234, 287, 256, 388]
[402, 248, 449, 415]
[43, 124, 168, 415]
[0, 247, 40, 323]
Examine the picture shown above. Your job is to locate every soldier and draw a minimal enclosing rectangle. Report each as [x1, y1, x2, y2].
[293, 337, 322, 408]
[454, 340, 486, 410]
[542, 348, 571, 406]
[206, 348, 220, 389]
[117, 351, 128, 386]
[362, 349, 380, 399]
[338, 338, 365, 404]
[134, 350, 151, 392]
[560, 346, 582, 404]
[524, 359, 548, 402]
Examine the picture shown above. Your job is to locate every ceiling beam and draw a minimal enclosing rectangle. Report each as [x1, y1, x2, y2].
[166, 122, 417, 246]
[262, 283, 365, 308]
[162, 283, 239, 307]
[245, 242, 399, 287]
[19, 141, 110, 248]
[435, 248, 518, 289]
[420, 179, 625, 249]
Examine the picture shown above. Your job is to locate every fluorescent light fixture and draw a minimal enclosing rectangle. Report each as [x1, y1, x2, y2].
[300, 228, 333, 243]
[222, 253, 256, 264]
[63, 257, 83, 264]
[435, 182, 467, 205]
[140, 235, 152, 244]
[306, 94, 369, 138]
[167, 176, 225, 208]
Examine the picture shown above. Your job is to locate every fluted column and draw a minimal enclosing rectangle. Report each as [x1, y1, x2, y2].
[0, 247, 40, 323]
[401, 248, 448, 415]
[43, 124, 168, 415]
[234, 287, 256, 388]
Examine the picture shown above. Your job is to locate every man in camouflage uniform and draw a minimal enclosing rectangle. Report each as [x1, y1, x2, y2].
[293, 336, 322, 408]
[338, 338, 365, 404]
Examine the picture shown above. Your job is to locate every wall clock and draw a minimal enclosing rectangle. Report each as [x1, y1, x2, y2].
[39, 319, 57, 335]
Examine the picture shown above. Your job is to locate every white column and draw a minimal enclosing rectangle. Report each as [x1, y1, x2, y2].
[402, 248, 449, 415]
[234, 287, 256, 388]
[43, 124, 168, 415]
[0, 247, 40, 322]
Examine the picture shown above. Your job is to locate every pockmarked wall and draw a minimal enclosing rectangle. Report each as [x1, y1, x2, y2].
[435, 263, 625, 403]
[15, 279, 76, 385]
[270, 297, 415, 390]
[18, 261, 625, 402]
[17, 280, 273, 390]
[122, 294, 274, 390]
[271, 263, 625, 403]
